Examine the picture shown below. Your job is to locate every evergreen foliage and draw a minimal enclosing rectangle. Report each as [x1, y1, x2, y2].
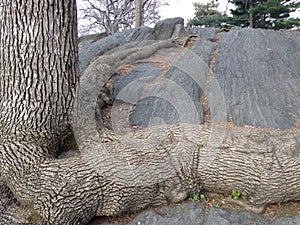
[229, 0, 253, 27]
[188, 0, 231, 28]
[189, 0, 300, 30]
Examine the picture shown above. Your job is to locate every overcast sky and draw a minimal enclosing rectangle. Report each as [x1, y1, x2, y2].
[77, 0, 300, 26]
[77, 0, 232, 24]
[159, 0, 232, 22]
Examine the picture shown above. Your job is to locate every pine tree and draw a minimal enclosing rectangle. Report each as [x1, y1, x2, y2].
[188, 0, 231, 28]
[230, 0, 300, 29]
[230, 0, 256, 27]
[252, 0, 300, 29]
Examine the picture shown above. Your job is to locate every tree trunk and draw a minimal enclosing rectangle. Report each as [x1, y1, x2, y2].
[0, 0, 78, 170]
[249, 0, 254, 28]
[0, 0, 80, 223]
[105, 0, 113, 34]
[135, 0, 142, 27]
[1, 0, 300, 225]
[135, 0, 149, 28]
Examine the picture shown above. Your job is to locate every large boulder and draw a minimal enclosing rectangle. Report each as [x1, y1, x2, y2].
[111, 38, 218, 129]
[154, 17, 184, 40]
[78, 32, 108, 51]
[187, 27, 220, 41]
[214, 28, 300, 129]
[79, 25, 300, 131]
[113, 64, 164, 99]
[113, 62, 206, 128]
[79, 27, 156, 74]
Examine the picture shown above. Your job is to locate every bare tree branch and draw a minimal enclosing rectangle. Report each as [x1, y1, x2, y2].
[78, 0, 167, 35]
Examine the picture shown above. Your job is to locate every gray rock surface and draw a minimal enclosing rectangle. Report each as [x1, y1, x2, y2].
[190, 39, 217, 63]
[154, 17, 184, 40]
[126, 38, 218, 127]
[187, 27, 220, 41]
[79, 27, 156, 74]
[78, 32, 108, 51]
[129, 202, 300, 225]
[172, 23, 185, 38]
[79, 17, 186, 74]
[125, 38, 218, 128]
[130, 202, 206, 225]
[270, 215, 300, 225]
[214, 28, 300, 129]
[206, 207, 267, 225]
[125, 65, 205, 127]
[104, 40, 157, 55]
[111, 38, 218, 128]
[113, 64, 163, 100]
[88, 201, 300, 225]
[129, 96, 182, 127]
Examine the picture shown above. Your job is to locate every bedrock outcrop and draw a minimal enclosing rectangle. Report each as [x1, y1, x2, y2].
[78, 18, 300, 225]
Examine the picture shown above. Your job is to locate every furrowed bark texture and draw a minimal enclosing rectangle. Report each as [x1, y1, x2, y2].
[0, 1, 300, 225]
[0, 0, 79, 223]
[0, 0, 77, 141]
[134, 0, 143, 28]
[135, 0, 148, 28]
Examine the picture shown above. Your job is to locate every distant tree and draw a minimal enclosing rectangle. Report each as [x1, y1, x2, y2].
[135, 0, 149, 28]
[78, 0, 167, 35]
[188, 0, 231, 28]
[252, 0, 300, 29]
[230, 0, 300, 29]
[229, 0, 255, 27]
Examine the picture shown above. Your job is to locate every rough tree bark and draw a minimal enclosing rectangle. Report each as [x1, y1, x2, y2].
[249, 0, 254, 28]
[0, 0, 300, 225]
[134, 0, 149, 27]
[0, 0, 77, 186]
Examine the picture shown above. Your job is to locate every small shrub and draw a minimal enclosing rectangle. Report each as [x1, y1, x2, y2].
[214, 202, 221, 208]
[189, 193, 206, 202]
[229, 190, 241, 200]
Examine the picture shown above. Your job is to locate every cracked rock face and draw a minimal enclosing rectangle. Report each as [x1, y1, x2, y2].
[86, 27, 300, 132]
[215, 28, 300, 130]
